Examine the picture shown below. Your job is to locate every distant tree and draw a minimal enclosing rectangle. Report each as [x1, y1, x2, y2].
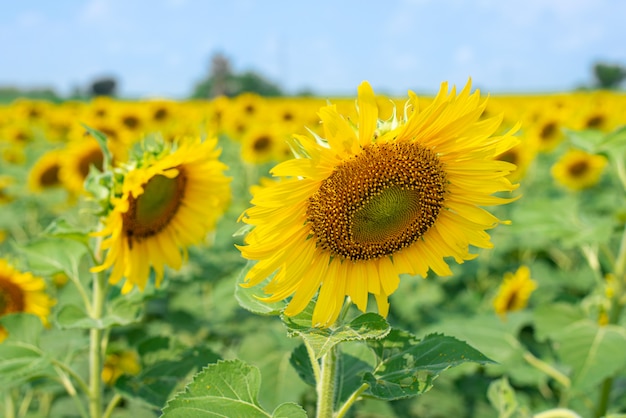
[90, 77, 117, 97]
[593, 62, 626, 89]
[191, 52, 283, 98]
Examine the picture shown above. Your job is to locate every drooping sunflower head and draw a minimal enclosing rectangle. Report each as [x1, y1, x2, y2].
[551, 148, 608, 191]
[0, 259, 56, 341]
[238, 80, 520, 327]
[91, 136, 232, 293]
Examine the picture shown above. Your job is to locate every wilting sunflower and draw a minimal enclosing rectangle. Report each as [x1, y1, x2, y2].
[493, 265, 537, 318]
[0, 259, 55, 341]
[238, 80, 519, 327]
[91, 137, 231, 293]
[551, 149, 608, 191]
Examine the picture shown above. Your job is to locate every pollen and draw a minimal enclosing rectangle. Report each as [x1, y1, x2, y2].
[307, 141, 447, 261]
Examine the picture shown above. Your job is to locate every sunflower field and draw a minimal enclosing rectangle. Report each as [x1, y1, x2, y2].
[1, 82, 626, 418]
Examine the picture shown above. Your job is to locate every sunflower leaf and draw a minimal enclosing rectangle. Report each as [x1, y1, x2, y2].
[161, 359, 306, 418]
[0, 313, 56, 388]
[82, 123, 112, 169]
[235, 261, 286, 316]
[13, 236, 88, 280]
[116, 346, 220, 409]
[56, 300, 143, 329]
[549, 320, 626, 391]
[283, 305, 390, 359]
[363, 330, 494, 400]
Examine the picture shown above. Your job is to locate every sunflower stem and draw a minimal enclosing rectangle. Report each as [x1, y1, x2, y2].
[88, 270, 108, 418]
[335, 383, 369, 418]
[316, 345, 338, 418]
[594, 226, 626, 418]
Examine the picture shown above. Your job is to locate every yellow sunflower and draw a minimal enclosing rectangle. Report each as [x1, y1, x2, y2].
[551, 149, 608, 191]
[0, 259, 55, 341]
[59, 137, 105, 194]
[493, 265, 537, 318]
[102, 349, 141, 385]
[28, 149, 65, 192]
[238, 80, 520, 327]
[91, 137, 231, 293]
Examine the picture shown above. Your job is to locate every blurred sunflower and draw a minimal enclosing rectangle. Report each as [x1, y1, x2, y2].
[551, 149, 608, 191]
[0, 259, 55, 341]
[28, 149, 65, 192]
[493, 265, 537, 318]
[91, 137, 231, 293]
[59, 137, 105, 194]
[102, 350, 141, 385]
[238, 80, 520, 327]
[241, 124, 286, 164]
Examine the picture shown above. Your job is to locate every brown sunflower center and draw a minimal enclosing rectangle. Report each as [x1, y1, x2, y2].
[79, 149, 105, 178]
[539, 121, 557, 140]
[40, 164, 61, 186]
[568, 160, 589, 177]
[307, 141, 447, 261]
[253, 136, 272, 152]
[0, 276, 26, 314]
[123, 169, 187, 244]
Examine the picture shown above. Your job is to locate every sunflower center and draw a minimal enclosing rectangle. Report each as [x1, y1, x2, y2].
[540, 122, 557, 140]
[40, 164, 61, 186]
[79, 149, 104, 177]
[123, 169, 186, 243]
[0, 276, 25, 314]
[568, 160, 589, 177]
[307, 141, 447, 261]
[253, 136, 272, 151]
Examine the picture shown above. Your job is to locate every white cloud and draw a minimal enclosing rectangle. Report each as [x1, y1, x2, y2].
[79, 0, 110, 23]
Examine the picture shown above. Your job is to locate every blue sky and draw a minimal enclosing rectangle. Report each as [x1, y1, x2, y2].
[1, 0, 624, 98]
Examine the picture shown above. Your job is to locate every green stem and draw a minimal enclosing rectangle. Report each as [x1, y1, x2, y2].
[335, 383, 369, 418]
[303, 339, 321, 385]
[103, 393, 123, 418]
[523, 351, 570, 389]
[316, 345, 338, 418]
[88, 271, 108, 418]
[594, 226, 626, 418]
[4, 392, 15, 418]
[53, 365, 89, 418]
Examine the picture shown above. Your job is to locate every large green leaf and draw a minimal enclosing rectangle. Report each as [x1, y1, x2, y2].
[161, 359, 306, 418]
[283, 304, 390, 359]
[117, 346, 221, 408]
[363, 331, 494, 400]
[551, 320, 626, 391]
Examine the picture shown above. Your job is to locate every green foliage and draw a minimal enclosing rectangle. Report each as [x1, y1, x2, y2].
[161, 360, 306, 418]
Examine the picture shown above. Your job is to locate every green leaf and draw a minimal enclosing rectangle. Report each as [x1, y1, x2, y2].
[283, 305, 390, 359]
[487, 377, 523, 418]
[162, 359, 306, 418]
[82, 123, 112, 168]
[0, 314, 55, 388]
[0, 312, 44, 345]
[55, 297, 143, 329]
[363, 331, 494, 400]
[42, 218, 92, 247]
[118, 346, 221, 409]
[533, 303, 586, 342]
[564, 128, 605, 153]
[235, 261, 286, 316]
[14, 236, 88, 279]
[551, 320, 626, 391]
[598, 125, 626, 154]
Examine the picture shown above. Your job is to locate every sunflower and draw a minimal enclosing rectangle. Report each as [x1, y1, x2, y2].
[28, 149, 65, 192]
[493, 265, 537, 318]
[0, 259, 55, 341]
[240, 124, 288, 164]
[59, 136, 105, 194]
[238, 80, 519, 327]
[551, 149, 608, 191]
[102, 349, 141, 385]
[91, 137, 231, 293]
